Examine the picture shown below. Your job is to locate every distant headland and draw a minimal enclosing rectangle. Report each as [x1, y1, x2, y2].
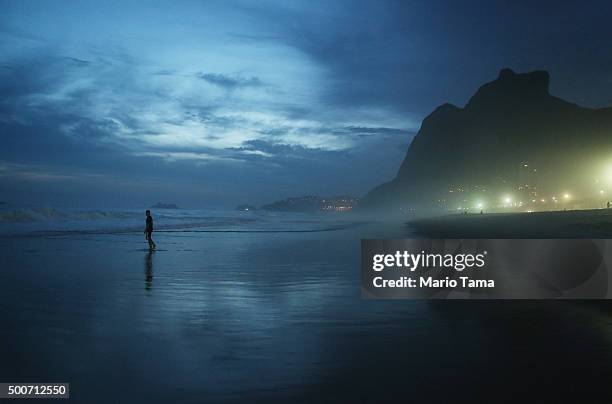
[235, 204, 256, 211]
[150, 202, 180, 209]
[260, 195, 358, 212]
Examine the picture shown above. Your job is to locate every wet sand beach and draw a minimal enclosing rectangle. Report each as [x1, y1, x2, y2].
[1, 215, 612, 402]
[411, 208, 612, 238]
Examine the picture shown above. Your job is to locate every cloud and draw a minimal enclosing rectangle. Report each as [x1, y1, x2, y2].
[229, 139, 342, 161]
[0, 161, 107, 182]
[63, 56, 91, 67]
[134, 151, 242, 164]
[0, 0, 422, 206]
[196, 72, 263, 89]
[342, 126, 413, 137]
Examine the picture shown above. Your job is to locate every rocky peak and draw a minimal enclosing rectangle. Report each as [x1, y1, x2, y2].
[465, 68, 550, 110]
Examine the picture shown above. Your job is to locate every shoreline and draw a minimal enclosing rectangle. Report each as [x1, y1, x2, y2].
[410, 208, 612, 238]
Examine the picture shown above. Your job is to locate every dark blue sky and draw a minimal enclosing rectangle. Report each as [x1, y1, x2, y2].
[2, 0, 612, 208]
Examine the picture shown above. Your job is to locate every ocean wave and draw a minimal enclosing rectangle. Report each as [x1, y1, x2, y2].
[5, 221, 361, 238]
[0, 208, 137, 222]
[0, 207, 365, 237]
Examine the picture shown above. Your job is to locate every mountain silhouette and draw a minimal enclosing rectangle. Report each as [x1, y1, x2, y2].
[361, 68, 612, 213]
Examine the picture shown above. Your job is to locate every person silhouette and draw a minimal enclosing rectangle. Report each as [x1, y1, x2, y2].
[144, 210, 156, 251]
[607, 201, 610, 209]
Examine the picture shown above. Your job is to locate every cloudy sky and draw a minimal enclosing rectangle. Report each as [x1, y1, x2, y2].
[2, 0, 612, 208]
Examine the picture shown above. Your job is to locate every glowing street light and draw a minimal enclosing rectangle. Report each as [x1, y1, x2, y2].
[563, 193, 571, 200]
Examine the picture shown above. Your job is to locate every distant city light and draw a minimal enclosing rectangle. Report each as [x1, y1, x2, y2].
[476, 202, 484, 209]
[604, 163, 612, 185]
[563, 193, 570, 200]
[503, 196, 512, 204]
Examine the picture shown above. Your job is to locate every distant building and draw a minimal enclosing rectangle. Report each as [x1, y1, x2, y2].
[262, 195, 359, 212]
[518, 161, 538, 198]
[320, 196, 359, 212]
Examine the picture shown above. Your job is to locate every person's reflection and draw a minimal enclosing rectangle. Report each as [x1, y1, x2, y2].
[145, 251, 154, 291]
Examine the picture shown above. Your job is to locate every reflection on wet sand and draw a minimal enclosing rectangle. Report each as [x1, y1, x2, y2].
[145, 251, 154, 291]
[3, 225, 612, 403]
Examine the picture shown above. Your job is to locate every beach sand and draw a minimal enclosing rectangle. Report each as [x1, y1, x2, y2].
[1, 219, 612, 402]
[411, 208, 612, 238]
